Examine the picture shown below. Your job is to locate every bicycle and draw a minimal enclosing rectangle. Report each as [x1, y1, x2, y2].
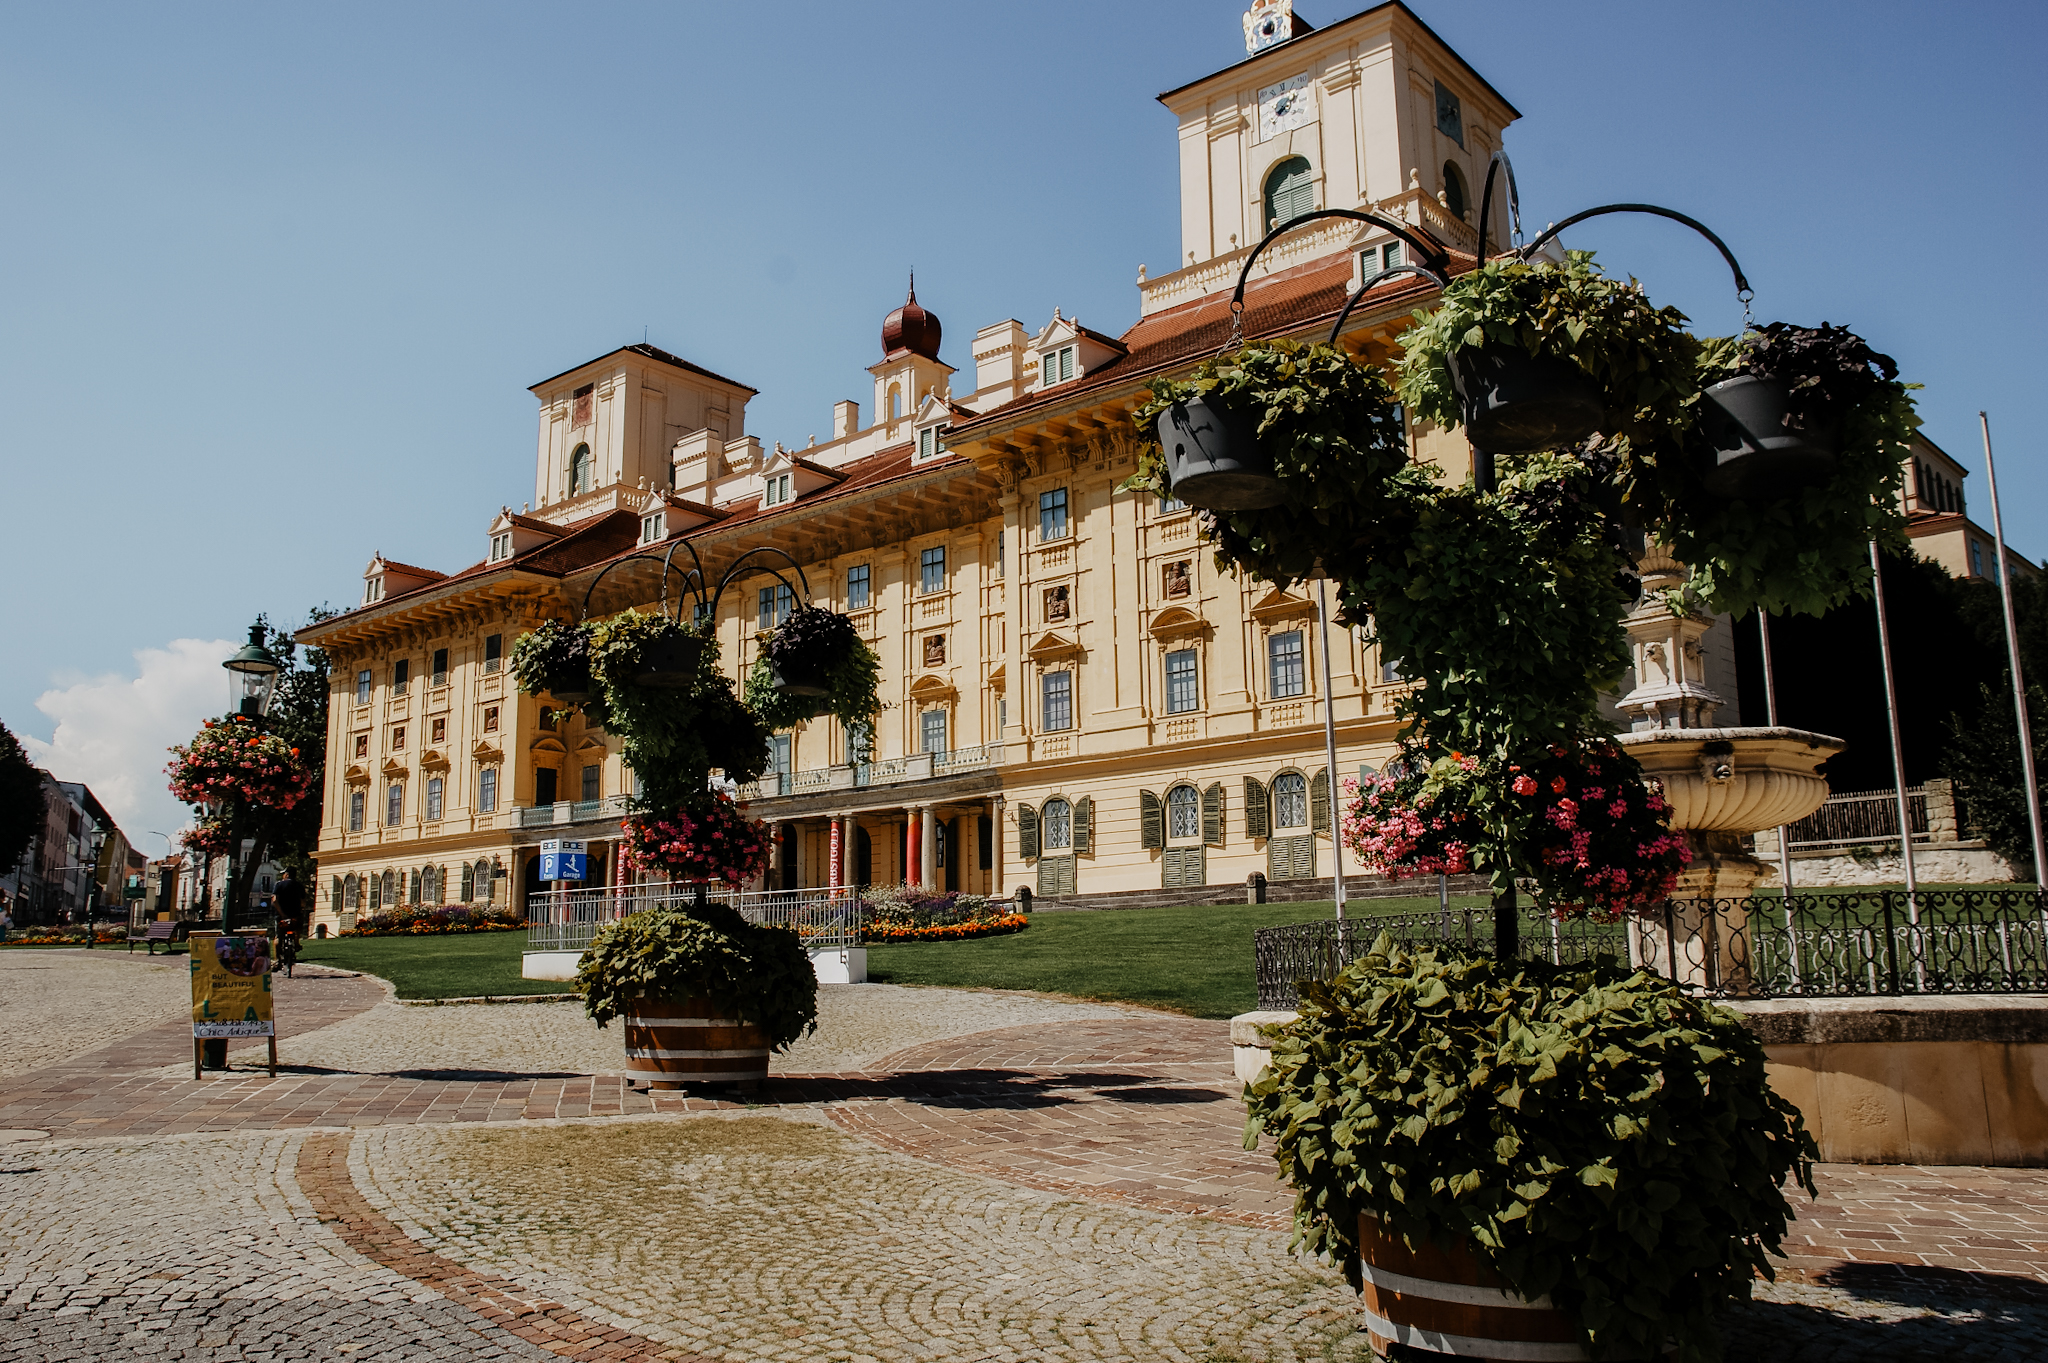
[273, 913, 300, 978]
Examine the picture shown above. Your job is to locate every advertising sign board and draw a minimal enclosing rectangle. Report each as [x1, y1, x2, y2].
[191, 935, 275, 1038]
[538, 839, 587, 882]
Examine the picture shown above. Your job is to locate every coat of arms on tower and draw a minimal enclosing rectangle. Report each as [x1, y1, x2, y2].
[1243, 0, 1298, 54]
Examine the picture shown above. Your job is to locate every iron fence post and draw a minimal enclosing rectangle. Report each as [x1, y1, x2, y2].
[1881, 892, 1900, 996]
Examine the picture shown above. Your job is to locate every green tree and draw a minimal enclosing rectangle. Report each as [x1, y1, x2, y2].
[1943, 682, 2046, 878]
[0, 719, 47, 879]
[263, 606, 335, 882]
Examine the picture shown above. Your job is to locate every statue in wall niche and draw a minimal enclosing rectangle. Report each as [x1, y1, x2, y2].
[1043, 586, 1070, 623]
[924, 635, 947, 666]
[1163, 561, 1192, 598]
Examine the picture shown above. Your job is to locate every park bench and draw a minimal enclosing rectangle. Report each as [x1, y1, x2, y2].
[128, 921, 190, 955]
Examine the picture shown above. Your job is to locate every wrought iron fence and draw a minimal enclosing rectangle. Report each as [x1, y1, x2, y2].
[1251, 889, 2048, 1010]
[1784, 786, 1929, 850]
[525, 883, 863, 955]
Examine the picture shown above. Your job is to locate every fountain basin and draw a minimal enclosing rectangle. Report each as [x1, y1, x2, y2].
[1616, 726, 1844, 834]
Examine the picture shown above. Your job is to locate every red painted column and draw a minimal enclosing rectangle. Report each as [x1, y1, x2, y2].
[905, 811, 921, 886]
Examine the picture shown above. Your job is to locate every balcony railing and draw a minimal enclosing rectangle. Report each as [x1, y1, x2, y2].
[734, 746, 1006, 800]
[527, 883, 862, 954]
[515, 794, 631, 829]
[933, 743, 1003, 776]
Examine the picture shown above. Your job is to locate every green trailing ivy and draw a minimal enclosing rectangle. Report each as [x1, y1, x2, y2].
[1334, 447, 1640, 765]
[577, 900, 818, 1051]
[585, 609, 770, 813]
[1653, 327, 1916, 618]
[1396, 251, 1700, 470]
[1246, 937, 1816, 1363]
[508, 618, 593, 700]
[1123, 339, 1413, 587]
[742, 604, 883, 733]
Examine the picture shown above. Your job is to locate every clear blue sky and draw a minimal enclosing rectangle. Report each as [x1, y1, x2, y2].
[3, 1, 2043, 835]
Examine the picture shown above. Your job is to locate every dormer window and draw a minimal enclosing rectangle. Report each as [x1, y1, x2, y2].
[364, 576, 385, 605]
[917, 427, 947, 459]
[489, 531, 512, 562]
[763, 473, 793, 507]
[1042, 345, 1075, 387]
[640, 513, 665, 544]
[1361, 241, 1403, 277]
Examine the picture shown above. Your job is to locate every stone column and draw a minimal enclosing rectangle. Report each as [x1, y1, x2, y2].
[921, 805, 938, 888]
[904, 810, 921, 887]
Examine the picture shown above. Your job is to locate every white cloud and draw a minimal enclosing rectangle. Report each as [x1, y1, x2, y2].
[19, 638, 238, 853]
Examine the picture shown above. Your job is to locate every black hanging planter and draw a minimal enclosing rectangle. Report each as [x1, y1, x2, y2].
[632, 633, 708, 688]
[550, 659, 594, 705]
[1448, 347, 1605, 454]
[1697, 374, 1838, 500]
[769, 657, 831, 699]
[1155, 396, 1284, 511]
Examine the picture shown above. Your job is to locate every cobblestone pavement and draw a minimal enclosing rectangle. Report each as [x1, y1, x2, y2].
[0, 949, 192, 1076]
[0, 952, 2045, 1359]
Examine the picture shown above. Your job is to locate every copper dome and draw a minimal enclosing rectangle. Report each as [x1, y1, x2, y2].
[881, 274, 941, 361]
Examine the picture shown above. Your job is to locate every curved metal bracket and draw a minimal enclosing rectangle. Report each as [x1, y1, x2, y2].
[1515, 203, 1751, 300]
[578, 539, 817, 634]
[1475, 150, 1522, 263]
[709, 545, 814, 624]
[1327, 263, 1450, 345]
[1229, 209, 1451, 341]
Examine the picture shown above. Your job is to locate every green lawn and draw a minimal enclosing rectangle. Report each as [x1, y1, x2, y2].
[297, 930, 573, 1001]
[869, 896, 1475, 1019]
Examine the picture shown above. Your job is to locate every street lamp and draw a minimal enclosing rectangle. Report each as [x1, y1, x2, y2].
[217, 622, 284, 931]
[224, 622, 284, 719]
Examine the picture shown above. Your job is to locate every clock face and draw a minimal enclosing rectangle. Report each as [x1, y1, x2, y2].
[1257, 73, 1312, 143]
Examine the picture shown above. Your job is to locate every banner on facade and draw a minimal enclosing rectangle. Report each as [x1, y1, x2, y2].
[190, 935, 275, 1038]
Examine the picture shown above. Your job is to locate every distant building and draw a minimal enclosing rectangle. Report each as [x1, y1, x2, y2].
[1902, 433, 2040, 585]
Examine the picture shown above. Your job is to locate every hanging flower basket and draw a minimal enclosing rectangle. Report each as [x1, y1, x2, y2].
[165, 715, 312, 812]
[744, 604, 882, 732]
[1153, 394, 1280, 510]
[628, 628, 708, 689]
[1697, 374, 1836, 499]
[1446, 346, 1606, 453]
[509, 618, 596, 703]
[619, 793, 775, 885]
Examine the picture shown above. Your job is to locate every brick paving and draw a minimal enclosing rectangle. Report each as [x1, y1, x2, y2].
[0, 953, 2045, 1358]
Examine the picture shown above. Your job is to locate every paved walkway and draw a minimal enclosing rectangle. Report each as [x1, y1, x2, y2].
[0, 949, 2044, 1360]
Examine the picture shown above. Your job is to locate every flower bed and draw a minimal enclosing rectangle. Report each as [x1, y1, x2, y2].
[0, 930, 126, 947]
[865, 913, 1029, 944]
[341, 905, 523, 937]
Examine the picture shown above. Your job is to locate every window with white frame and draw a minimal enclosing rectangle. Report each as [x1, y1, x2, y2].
[386, 783, 403, 827]
[1167, 784, 1201, 840]
[758, 583, 794, 629]
[355, 669, 372, 705]
[763, 473, 793, 506]
[1039, 487, 1069, 540]
[640, 513, 664, 544]
[1041, 345, 1075, 387]
[348, 790, 364, 832]
[1360, 240, 1404, 277]
[478, 767, 497, 814]
[490, 531, 512, 562]
[425, 776, 444, 822]
[847, 563, 870, 609]
[1165, 649, 1199, 714]
[484, 633, 502, 673]
[917, 427, 946, 459]
[1042, 798, 1073, 849]
[1273, 771, 1309, 829]
[1159, 493, 1186, 514]
[919, 546, 946, 594]
[1042, 670, 1073, 731]
[1268, 631, 1305, 698]
[921, 709, 948, 755]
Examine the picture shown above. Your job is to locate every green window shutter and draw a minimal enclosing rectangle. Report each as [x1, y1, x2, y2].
[461, 863, 473, 901]
[1201, 782, 1223, 847]
[409, 870, 421, 904]
[1074, 796, 1093, 856]
[1019, 804, 1040, 860]
[1162, 845, 1208, 889]
[1140, 790, 1164, 849]
[1245, 778, 1269, 839]
[1311, 768, 1331, 833]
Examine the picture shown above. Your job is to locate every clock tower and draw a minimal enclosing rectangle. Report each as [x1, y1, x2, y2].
[1145, 2, 1519, 312]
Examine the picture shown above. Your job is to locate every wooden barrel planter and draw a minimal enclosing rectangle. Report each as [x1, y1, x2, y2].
[621, 997, 770, 1091]
[1357, 1212, 1599, 1362]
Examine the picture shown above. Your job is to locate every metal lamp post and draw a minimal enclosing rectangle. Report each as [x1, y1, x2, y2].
[218, 623, 283, 931]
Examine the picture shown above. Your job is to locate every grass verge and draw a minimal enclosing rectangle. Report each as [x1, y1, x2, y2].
[297, 930, 574, 1000]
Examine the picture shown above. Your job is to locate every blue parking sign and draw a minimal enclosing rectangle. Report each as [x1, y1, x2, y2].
[538, 839, 587, 882]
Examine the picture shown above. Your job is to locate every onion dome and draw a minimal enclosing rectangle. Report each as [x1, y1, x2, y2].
[881, 273, 942, 361]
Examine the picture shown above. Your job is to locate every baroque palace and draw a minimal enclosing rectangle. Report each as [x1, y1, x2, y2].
[302, 0, 1982, 932]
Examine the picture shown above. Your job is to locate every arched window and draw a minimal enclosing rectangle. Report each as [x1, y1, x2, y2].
[1042, 798, 1073, 850]
[1263, 156, 1314, 232]
[1166, 784, 1201, 841]
[476, 859, 494, 903]
[377, 870, 396, 909]
[1273, 772, 1309, 829]
[570, 442, 593, 495]
[888, 385, 903, 420]
[1442, 161, 1468, 220]
[343, 874, 359, 910]
[421, 865, 439, 904]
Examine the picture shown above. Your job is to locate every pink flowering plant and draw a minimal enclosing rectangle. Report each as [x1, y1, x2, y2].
[620, 791, 775, 885]
[1343, 736, 1687, 918]
[181, 813, 237, 859]
[166, 714, 313, 811]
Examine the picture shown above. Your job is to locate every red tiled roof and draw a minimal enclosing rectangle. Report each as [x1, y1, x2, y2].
[375, 558, 447, 581]
[951, 246, 1465, 435]
[497, 511, 564, 536]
